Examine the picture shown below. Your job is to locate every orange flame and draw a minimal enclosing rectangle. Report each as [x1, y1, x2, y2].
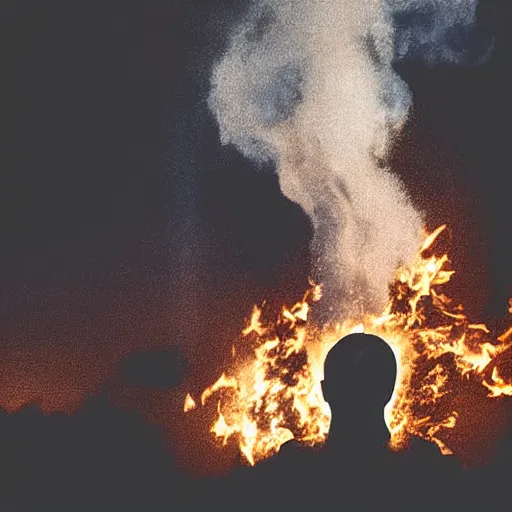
[483, 367, 512, 398]
[185, 225, 512, 465]
[184, 393, 196, 413]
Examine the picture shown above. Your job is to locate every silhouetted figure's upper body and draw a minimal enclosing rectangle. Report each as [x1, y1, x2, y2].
[320, 333, 397, 470]
[220, 333, 464, 504]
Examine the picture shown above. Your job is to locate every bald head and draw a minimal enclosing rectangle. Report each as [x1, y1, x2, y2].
[322, 333, 397, 413]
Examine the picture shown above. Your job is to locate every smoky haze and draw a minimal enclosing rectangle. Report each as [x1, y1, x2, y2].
[209, 0, 489, 321]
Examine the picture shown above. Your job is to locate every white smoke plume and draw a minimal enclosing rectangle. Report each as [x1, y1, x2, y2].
[209, 0, 489, 321]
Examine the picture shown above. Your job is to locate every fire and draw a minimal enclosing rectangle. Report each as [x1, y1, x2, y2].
[483, 367, 512, 398]
[185, 225, 512, 465]
[184, 393, 196, 412]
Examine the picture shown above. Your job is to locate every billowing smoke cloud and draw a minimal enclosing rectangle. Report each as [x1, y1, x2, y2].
[209, 0, 490, 321]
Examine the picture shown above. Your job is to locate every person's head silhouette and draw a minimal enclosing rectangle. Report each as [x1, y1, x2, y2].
[321, 333, 397, 451]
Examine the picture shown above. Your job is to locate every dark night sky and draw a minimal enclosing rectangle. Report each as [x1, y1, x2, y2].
[0, 0, 511, 503]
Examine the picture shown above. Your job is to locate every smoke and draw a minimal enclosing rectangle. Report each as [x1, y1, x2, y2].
[386, 0, 493, 66]
[208, 0, 491, 320]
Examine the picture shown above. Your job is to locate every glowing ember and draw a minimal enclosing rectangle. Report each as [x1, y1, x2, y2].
[185, 225, 512, 465]
[184, 393, 196, 413]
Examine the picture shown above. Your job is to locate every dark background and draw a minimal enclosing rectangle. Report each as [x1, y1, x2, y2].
[0, 0, 511, 503]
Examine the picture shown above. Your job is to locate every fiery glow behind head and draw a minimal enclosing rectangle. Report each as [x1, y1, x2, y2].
[185, 225, 512, 465]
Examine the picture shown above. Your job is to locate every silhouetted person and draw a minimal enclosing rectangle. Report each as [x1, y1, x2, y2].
[222, 333, 464, 503]
[321, 333, 396, 469]
[319, 333, 466, 501]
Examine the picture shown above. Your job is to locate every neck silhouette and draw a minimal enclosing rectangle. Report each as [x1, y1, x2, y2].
[326, 404, 390, 454]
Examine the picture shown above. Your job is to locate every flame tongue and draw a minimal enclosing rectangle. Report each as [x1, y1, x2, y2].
[185, 225, 512, 465]
[183, 393, 196, 413]
[190, 285, 330, 466]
